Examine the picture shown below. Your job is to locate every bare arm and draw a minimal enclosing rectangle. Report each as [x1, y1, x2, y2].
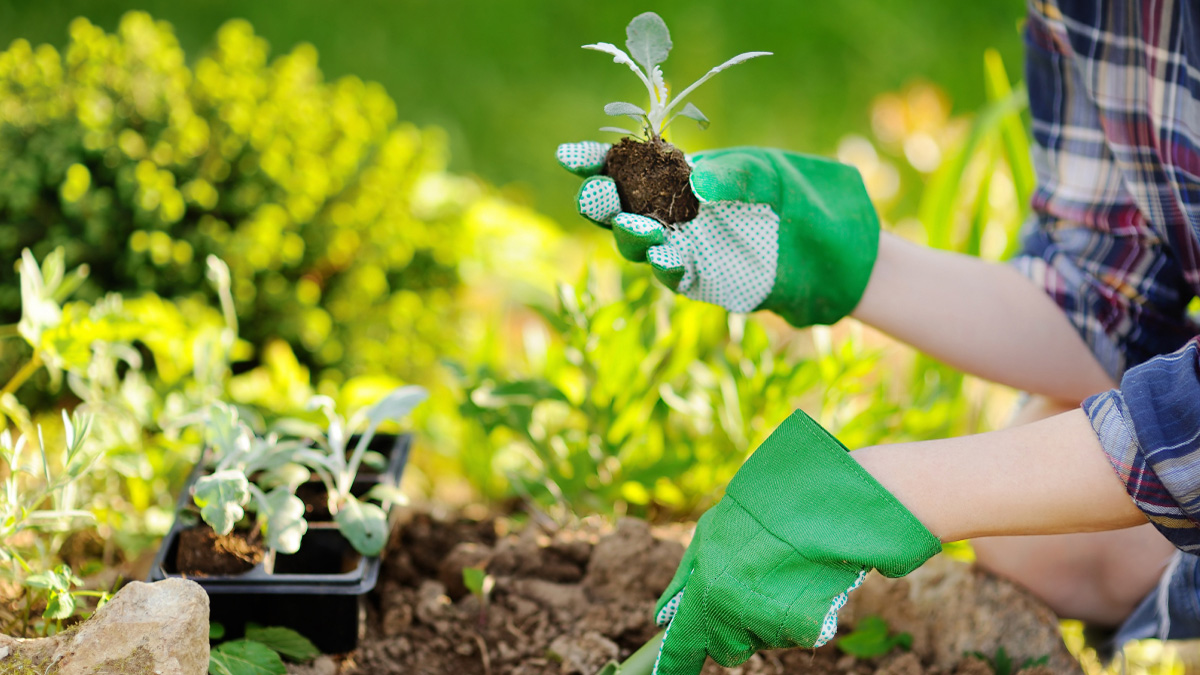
[851, 232, 1115, 401]
[853, 409, 1144, 541]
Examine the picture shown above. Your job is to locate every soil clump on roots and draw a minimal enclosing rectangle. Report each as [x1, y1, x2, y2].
[604, 137, 699, 225]
[313, 511, 1077, 675]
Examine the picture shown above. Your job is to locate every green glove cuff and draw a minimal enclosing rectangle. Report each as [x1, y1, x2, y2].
[725, 409, 941, 577]
[690, 149, 880, 327]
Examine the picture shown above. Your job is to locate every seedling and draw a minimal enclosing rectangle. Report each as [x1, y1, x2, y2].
[835, 614, 913, 658]
[288, 385, 428, 556]
[584, 12, 769, 224]
[191, 403, 311, 555]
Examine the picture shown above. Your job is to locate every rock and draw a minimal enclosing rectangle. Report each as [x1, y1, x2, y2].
[841, 555, 1082, 674]
[0, 578, 209, 674]
[510, 578, 586, 611]
[287, 655, 339, 675]
[583, 519, 684, 602]
[547, 631, 619, 675]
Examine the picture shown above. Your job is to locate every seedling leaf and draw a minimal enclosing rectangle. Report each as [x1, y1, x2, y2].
[625, 12, 672, 73]
[678, 102, 710, 129]
[193, 470, 251, 536]
[334, 495, 389, 556]
[261, 487, 308, 554]
[462, 566, 489, 598]
[209, 640, 287, 675]
[600, 126, 638, 136]
[364, 385, 428, 426]
[604, 102, 647, 118]
[835, 615, 912, 659]
[244, 625, 320, 662]
[210, 622, 226, 640]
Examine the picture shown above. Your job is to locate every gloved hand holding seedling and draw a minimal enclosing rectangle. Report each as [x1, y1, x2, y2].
[558, 12, 882, 328]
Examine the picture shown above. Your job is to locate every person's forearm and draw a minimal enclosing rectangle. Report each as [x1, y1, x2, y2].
[850, 232, 1115, 401]
[852, 409, 1145, 542]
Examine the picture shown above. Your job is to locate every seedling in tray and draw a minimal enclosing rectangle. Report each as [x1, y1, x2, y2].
[585, 12, 769, 225]
[288, 385, 428, 557]
[191, 403, 311, 555]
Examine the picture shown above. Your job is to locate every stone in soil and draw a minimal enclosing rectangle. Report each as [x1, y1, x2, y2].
[339, 510, 1081, 675]
[0, 578, 209, 674]
[604, 137, 699, 225]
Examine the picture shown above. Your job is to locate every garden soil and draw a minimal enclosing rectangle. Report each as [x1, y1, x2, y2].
[604, 138, 699, 225]
[295, 510, 1080, 675]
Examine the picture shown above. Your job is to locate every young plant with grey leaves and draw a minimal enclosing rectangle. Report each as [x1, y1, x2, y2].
[285, 385, 428, 557]
[586, 12, 770, 140]
[191, 403, 312, 555]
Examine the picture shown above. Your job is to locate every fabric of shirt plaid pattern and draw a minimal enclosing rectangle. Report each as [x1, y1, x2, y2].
[1010, 0, 1200, 549]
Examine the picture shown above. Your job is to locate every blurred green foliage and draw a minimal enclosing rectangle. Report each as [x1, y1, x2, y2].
[0, 13, 490, 390]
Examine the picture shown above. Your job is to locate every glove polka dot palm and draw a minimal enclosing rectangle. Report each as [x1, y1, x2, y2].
[556, 141, 611, 176]
[556, 142, 881, 328]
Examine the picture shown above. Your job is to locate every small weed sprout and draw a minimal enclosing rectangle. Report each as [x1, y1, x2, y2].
[585, 12, 770, 141]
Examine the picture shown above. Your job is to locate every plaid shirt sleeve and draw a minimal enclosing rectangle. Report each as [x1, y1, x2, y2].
[1085, 338, 1200, 551]
[1012, 1, 1200, 548]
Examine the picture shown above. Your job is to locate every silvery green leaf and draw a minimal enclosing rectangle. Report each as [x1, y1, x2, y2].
[599, 126, 637, 136]
[604, 102, 646, 118]
[710, 51, 773, 73]
[581, 42, 641, 73]
[193, 470, 250, 536]
[270, 418, 325, 441]
[261, 487, 307, 554]
[365, 385, 429, 426]
[365, 483, 408, 507]
[664, 51, 773, 120]
[679, 102, 710, 129]
[256, 462, 311, 491]
[625, 12, 672, 73]
[334, 496, 389, 556]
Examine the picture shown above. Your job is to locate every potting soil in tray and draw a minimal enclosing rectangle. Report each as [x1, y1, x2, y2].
[314, 511, 1067, 675]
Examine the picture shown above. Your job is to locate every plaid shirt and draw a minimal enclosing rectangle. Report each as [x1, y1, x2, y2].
[1011, 0, 1200, 549]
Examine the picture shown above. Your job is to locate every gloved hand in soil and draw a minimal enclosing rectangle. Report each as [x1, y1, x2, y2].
[556, 142, 879, 327]
[649, 409, 942, 675]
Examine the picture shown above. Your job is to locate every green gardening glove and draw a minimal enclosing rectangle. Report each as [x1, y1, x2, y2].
[650, 409, 941, 675]
[556, 142, 880, 327]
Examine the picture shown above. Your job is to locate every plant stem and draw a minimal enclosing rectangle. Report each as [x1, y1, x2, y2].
[2, 353, 43, 397]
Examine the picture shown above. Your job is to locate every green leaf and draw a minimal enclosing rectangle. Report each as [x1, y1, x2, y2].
[210, 622, 226, 640]
[835, 615, 912, 659]
[244, 625, 320, 662]
[462, 566, 487, 598]
[209, 640, 287, 675]
[260, 487, 308, 554]
[43, 591, 75, 620]
[334, 495, 389, 556]
[193, 470, 251, 536]
[625, 12, 672, 73]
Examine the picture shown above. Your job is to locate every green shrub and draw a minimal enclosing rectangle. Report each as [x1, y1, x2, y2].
[0, 13, 474, 389]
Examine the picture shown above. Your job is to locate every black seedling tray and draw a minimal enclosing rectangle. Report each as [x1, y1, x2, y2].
[148, 433, 412, 653]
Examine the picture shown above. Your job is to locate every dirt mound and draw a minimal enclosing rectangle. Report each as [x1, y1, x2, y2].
[332, 511, 1079, 675]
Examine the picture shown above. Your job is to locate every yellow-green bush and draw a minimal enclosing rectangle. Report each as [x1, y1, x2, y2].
[0, 13, 473, 387]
